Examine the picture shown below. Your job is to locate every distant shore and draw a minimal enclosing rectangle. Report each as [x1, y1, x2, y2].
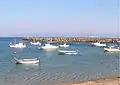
[23, 37, 120, 43]
[53, 77, 120, 85]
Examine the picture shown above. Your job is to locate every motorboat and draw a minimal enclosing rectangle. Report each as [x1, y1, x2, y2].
[30, 41, 41, 45]
[59, 43, 69, 48]
[58, 50, 81, 55]
[9, 42, 26, 48]
[104, 46, 120, 52]
[14, 57, 40, 64]
[41, 44, 59, 50]
[91, 42, 106, 47]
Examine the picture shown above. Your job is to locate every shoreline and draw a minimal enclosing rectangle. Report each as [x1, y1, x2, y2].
[23, 37, 120, 43]
[53, 77, 120, 85]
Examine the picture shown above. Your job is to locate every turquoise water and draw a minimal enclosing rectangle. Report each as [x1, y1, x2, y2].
[0, 38, 119, 85]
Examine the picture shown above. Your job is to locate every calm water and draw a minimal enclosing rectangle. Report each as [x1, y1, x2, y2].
[0, 38, 119, 85]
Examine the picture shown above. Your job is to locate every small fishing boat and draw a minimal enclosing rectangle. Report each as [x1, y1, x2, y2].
[104, 46, 120, 52]
[58, 50, 80, 55]
[9, 42, 26, 48]
[41, 44, 59, 50]
[59, 43, 69, 48]
[91, 42, 106, 47]
[14, 57, 40, 64]
[30, 41, 41, 45]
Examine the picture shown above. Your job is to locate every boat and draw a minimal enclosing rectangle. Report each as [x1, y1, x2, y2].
[41, 44, 59, 50]
[9, 42, 26, 48]
[59, 43, 69, 48]
[14, 57, 40, 64]
[91, 42, 106, 47]
[104, 46, 120, 52]
[30, 41, 41, 45]
[58, 50, 81, 55]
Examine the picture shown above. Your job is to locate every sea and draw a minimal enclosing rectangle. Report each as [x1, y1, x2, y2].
[0, 37, 119, 85]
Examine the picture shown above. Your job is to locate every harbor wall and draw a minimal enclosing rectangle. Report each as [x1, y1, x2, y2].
[23, 37, 120, 43]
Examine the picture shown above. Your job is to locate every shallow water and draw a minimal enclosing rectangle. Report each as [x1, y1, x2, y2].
[0, 38, 119, 85]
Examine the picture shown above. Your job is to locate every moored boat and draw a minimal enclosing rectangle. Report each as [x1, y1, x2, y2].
[104, 46, 120, 52]
[14, 57, 40, 64]
[30, 41, 41, 45]
[9, 42, 26, 48]
[41, 44, 59, 50]
[91, 42, 106, 47]
[58, 50, 80, 55]
[59, 43, 69, 48]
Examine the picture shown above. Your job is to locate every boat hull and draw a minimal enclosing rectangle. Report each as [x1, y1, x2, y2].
[10, 45, 26, 48]
[14, 58, 40, 64]
[30, 42, 41, 45]
[41, 47, 58, 49]
[58, 52, 78, 55]
[58, 50, 80, 55]
[92, 42, 106, 47]
[59, 45, 69, 48]
[9, 43, 26, 48]
[104, 48, 120, 52]
[41, 44, 59, 50]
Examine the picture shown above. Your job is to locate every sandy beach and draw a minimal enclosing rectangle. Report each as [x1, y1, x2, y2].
[53, 77, 120, 85]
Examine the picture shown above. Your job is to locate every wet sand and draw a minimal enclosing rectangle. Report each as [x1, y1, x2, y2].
[53, 77, 120, 85]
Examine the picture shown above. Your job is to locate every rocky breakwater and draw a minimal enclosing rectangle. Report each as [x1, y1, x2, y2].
[23, 37, 120, 43]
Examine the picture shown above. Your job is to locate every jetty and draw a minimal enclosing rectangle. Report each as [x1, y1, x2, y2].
[23, 37, 120, 43]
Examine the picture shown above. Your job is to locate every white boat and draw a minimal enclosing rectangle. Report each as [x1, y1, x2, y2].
[41, 44, 59, 50]
[14, 57, 40, 64]
[104, 46, 120, 52]
[30, 41, 41, 45]
[58, 50, 80, 55]
[92, 42, 106, 47]
[59, 43, 69, 48]
[9, 42, 26, 48]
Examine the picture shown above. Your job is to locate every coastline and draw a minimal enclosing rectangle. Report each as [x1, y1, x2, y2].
[0, 37, 119, 85]
[53, 77, 120, 85]
[23, 37, 120, 43]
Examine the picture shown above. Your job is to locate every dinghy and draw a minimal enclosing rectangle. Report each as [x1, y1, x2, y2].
[14, 57, 40, 64]
[58, 50, 80, 55]
[104, 46, 120, 52]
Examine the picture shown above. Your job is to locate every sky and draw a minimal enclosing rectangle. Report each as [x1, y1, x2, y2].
[0, 0, 119, 37]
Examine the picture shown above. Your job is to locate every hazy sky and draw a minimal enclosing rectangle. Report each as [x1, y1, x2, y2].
[0, 0, 119, 37]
